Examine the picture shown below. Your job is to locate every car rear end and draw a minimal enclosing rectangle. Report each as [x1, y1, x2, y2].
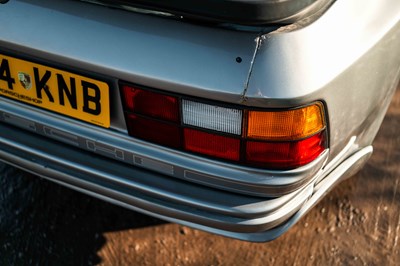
[0, 0, 399, 241]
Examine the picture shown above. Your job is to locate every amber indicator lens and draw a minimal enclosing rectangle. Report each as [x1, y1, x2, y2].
[247, 103, 325, 141]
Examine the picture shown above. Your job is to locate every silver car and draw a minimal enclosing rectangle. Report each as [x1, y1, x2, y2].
[0, 0, 399, 242]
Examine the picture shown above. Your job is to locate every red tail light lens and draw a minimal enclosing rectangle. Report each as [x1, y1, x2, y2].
[121, 84, 328, 170]
[184, 128, 240, 161]
[127, 114, 182, 149]
[245, 132, 326, 169]
[123, 85, 179, 122]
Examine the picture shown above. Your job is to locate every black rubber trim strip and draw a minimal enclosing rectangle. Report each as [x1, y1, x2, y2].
[90, 0, 331, 25]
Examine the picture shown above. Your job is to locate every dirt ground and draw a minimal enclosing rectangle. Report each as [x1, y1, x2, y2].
[0, 85, 399, 265]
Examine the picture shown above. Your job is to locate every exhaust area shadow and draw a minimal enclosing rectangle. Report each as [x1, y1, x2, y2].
[0, 163, 165, 265]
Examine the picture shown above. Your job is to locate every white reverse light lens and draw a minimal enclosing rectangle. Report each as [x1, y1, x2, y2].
[182, 99, 242, 135]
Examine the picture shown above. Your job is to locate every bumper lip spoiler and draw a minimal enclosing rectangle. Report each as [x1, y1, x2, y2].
[0, 121, 312, 234]
[79, 0, 335, 25]
[0, 120, 372, 241]
[189, 145, 373, 242]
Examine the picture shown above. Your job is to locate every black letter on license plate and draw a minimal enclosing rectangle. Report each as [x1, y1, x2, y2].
[0, 59, 15, 90]
[82, 81, 101, 115]
[57, 74, 77, 109]
[34, 68, 54, 102]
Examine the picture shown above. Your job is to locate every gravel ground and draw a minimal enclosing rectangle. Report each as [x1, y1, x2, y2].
[0, 86, 399, 265]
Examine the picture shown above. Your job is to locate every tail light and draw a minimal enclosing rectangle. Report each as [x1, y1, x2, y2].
[121, 84, 328, 170]
[184, 128, 241, 161]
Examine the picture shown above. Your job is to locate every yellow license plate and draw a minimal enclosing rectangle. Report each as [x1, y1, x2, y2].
[0, 53, 110, 128]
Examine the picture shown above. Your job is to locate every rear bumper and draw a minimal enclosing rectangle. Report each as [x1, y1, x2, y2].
[0, 119, 372, 241]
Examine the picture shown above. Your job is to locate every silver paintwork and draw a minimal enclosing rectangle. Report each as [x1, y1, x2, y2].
[0, 0, 258, 104]
[0, 0, 399, 241]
